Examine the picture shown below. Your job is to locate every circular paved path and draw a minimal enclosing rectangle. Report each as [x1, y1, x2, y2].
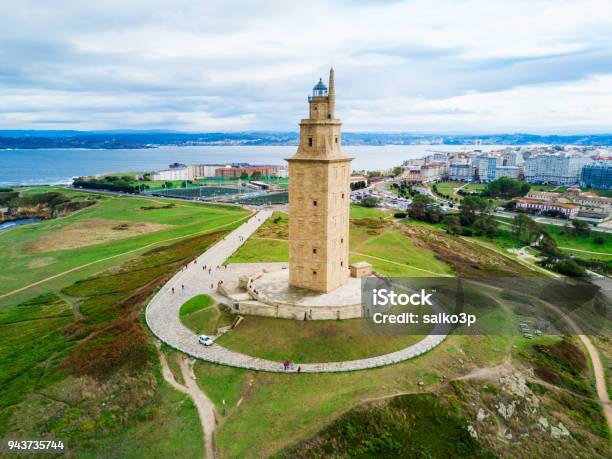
[145, 209, 449, 373]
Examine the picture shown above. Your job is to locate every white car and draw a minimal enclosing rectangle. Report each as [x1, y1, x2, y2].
[198, 335, 214, 346]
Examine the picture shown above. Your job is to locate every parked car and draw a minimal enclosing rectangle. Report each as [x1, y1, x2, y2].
[198, 335, 214, 346]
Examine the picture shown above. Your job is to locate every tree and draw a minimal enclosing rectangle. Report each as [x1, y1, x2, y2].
[408, 195, 431, 221]
[240, 171, 249, 180]
[594, 236, 605, 245]
[459, 195, 489, 226]
[251, 170, 263, 180]
[408, 195, 441, 223]
[512, 213, 537, 243]
[361, 196, 380, 208]
[571, 220, 590, 236]
[538, 231, 560, 257]
[181, 181, 187, 188]
[482, 177, 530, 199]
[164, 181, 173, 189]
[473, 215, 498, 238]
[392, 166, 404, 177]
[444, 215, 463, 235]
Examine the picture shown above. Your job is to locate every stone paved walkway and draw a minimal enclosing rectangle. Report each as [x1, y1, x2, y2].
[145, 209, 449, 373]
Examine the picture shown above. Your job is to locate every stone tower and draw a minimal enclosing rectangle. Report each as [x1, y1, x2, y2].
[286, 68, 353, 293]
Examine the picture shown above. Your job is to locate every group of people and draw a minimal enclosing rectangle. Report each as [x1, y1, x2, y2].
[283, 359, 301, 373]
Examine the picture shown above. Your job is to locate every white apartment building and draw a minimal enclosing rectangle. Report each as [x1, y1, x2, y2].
[495, 165, 520, 180]
[524, 154, 590, 185]
[151, 167, 188, 181]
[420, 162, 447, 182]
[448, 162, 474, 181]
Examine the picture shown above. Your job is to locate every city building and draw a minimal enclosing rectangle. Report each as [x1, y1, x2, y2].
[525, 190, 562, 201]
[151, 167, 188, 181]
[494, 165, 520, 180]
[287, 68, 351, 293]
[448, 162, 474, 181]
[580, 158, 612, 190]
[214, 165, 286, 179]
[420, 162, 447, 182]
[477, 156, 501, 182]
[403, 166, 421, 183]
[524, 153, 590, 185]
[187, 164, 224, 179]
[515, 198, 579, 219]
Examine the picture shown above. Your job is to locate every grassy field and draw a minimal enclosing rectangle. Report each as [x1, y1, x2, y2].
[277, 393, 493, 458]
[0, 227, 228, 455]
[195, 333, 514, 458]
[228, 206, 454, 277]
[434, 181, 486, 201]
[0, 186, 250, 307]
[179, 294, 234, 335]
[216, 315, 430, 363]
[488, 217, 612, 261]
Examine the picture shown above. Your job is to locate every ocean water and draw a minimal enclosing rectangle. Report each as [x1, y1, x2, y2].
[0, 145, 510, 187]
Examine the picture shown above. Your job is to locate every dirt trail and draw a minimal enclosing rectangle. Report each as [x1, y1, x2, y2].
[159, 348, 218, 459]
[537, 300, 612, 432]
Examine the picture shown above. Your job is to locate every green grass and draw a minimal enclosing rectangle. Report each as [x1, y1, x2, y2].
[216, 316, 429, 363]
[73, 380, 203, 458]
[229, 207, 453, 277]
[195, 333, 513, 458]
[179, 294, 233, 335]
[350, 224, 454, 277]
[434, 181, 486, 201]
[349, 205, 391, 219]
[545, 225, 611, 258]
[0, 186, 250, 306]
[276, 393, 494, 458]
[0, 227, 225, 454]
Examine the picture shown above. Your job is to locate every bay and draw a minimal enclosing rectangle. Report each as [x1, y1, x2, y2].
[0, 145, 511, 187]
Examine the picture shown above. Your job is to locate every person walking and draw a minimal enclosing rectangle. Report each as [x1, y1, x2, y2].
[297, 365, 301, 374]
[171, 287, 175, 294]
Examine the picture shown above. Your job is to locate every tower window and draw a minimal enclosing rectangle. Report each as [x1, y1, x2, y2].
[341, 238, 344, 244]
[340, 261, 343, 267]
[335, 137, 338, 143]
[313, 248, 317, 254]
[313, 200, 317, 206]
[313, 270, 317, 276]
[342, 193, 345, 199]
[308, 137, 313, 147]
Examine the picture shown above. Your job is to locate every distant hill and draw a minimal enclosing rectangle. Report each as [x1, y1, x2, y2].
[1, 130, 611, 149]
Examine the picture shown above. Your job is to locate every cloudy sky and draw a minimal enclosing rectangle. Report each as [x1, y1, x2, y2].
[1, 0, 611, 133]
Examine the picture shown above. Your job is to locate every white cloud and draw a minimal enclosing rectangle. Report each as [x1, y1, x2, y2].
[0, 0, 611, 132]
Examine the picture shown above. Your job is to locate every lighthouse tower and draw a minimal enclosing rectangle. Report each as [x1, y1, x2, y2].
[286, 69, 353, 293]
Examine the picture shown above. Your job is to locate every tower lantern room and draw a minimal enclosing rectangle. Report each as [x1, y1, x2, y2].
[311, 78, 328, 97]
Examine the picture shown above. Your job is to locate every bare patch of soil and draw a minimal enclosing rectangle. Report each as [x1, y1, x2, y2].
[25, 219, 172, 253]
